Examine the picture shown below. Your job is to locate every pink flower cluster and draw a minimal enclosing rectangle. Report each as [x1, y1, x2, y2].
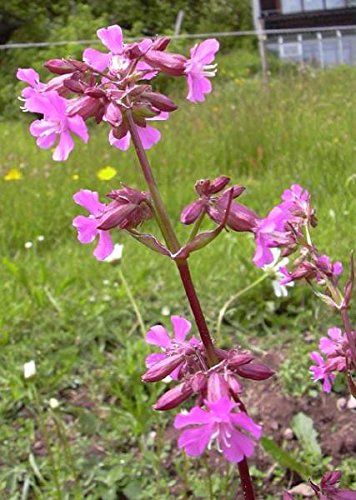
[142, 315, 272, 463]
[310, 327, 352, 393]
[17, 25, 219, 161]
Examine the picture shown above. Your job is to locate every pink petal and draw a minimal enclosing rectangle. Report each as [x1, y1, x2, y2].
[109, 129, 131, 151]
[231, 412, 262, 439]
[171, 315, 192, 343]
[186, 74, 212, 103]
[137, 125, 161, 150]
[30, 119, 58, 138]
[174, 406, 212, 428]
[83, 48, 110, 72]
[145, 325, 171, 349]
[328, 327, 343, 341]
[68, 115, 89, 143]
[73, 190, 105, 215]
[17, 68, 40, 87]
[94, 230, 114, 261]
[44, 91, 67, 120]
[53, 130, 74, 161]
[190, 39, 219, 65]
[253, 234, 274, 267]
[97, 25, 123, 53]
[72, 215, 98, 244]
[177, 425, 212, 457]
[145, 352, 167, 368]
[36, 133, 57, 149]
[222, 428, 255, 463]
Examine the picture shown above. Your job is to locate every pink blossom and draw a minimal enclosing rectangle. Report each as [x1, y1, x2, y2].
[184, 39, 219, 103]
[83, 25, 125, 72]
[309, 351, 335, 393]
[25, 91, 88, 161]
[144, 315, 201, 381]
[253, 206, 292, 267]
[72, 189, 113, 260]
[319, 327, 347, 356]
[174, 397, 262, 463]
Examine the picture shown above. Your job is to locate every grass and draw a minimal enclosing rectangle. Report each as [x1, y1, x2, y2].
[0, 53, 356, 498]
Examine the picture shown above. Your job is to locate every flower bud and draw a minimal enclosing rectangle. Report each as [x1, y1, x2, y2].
[207, 372, 229, 402]
[142, 354, 183, 383]
[63, 78, 85, 93]
[190, 372, 207, 393]
[143, 50, 186, 76]
[142, 92, 177, 112]
[228, 352, 254, 368]
[208, 176, 231, 194]
[236, 363, 274, 381]
[153, 382, 193, 411]
[180, 199, 205, 225]
[44, 59, 76, 75]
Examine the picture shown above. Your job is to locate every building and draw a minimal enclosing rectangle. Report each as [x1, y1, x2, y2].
[259, 0, 356, 66]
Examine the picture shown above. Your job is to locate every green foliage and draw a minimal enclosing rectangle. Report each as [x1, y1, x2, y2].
[260, 436, 311, 480]
[0, 59, 355, 496]
[292, 412, 322, 461]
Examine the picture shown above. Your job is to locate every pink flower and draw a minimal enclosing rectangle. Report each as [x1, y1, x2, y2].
[72, 189, 113, 260]
[174, 397, 262, 463]
[253, 206, 292, 267]
[184, 39, 219, 103]
[143, 315, 201, 381]
[25, 91, 88, 161]
[309, 351, 335, 393]
[319, 327, 347, 357]
[83, 25, 126, 72]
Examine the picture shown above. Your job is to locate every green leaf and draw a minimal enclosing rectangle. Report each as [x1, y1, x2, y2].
[261, 436, 311, 480]
[292, 412, 322, 459]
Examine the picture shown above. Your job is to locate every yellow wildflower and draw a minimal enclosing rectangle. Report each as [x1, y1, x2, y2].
[71, 173, 80, 181]
[96, 166, 117, 181]
[4, 168, 23, 181]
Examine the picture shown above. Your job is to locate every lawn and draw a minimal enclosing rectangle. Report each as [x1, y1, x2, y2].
[0, 55, 355, 498]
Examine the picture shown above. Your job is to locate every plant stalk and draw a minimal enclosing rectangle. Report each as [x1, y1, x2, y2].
[126, 110, 218, 365]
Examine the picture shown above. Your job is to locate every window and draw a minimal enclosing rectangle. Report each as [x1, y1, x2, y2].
[281, 0, 303, 13]
[303, 0, 324, 10]
[325, 0, 346, 7]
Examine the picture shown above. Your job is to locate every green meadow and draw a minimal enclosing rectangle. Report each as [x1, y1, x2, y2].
[0, 55, 355, 498]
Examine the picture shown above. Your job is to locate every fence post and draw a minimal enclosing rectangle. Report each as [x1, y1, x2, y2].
[297, 34, 304, 67]
[174, 10, 185, 38]
[336, 30, 344, 64]
[317, 32, 325, 69]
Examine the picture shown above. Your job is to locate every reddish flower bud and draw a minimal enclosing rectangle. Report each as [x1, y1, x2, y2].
[236, 363, 274, 381]
[180, 199, 206, 225]
[142, 92, 177, 112]
[143, 50, 186, 76]
[63, 78, 85, 93]
[153, 382, 193, 411]
[228, 353, 254, 369]
[142, 354, 183, 383]
[190, 372, 207, 393]
[207, 372, 229, 402]
[152, 36, 171, 51]
[208, 176, 231, 194]
[45, 59, 88, 74]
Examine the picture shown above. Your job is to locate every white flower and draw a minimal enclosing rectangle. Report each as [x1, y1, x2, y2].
[161, 306, 171, 316]
[23, 360, 36, 379]
[37, 235, 45, 242]
[104, 244, 124, 263]
[24, 241, 33, 249]
[262, 248, 294, 298]
[49, 398, 60, 409]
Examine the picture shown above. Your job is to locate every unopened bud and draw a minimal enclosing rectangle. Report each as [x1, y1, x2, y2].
[142, 354, 183, 383]
[143, 50, 186, 76]
[153, 382, 193, 411]
[207, 372, 229, 402]
[63, 79, 85, 93]
[142, 92, 177, 112]
[45, 59, 76, 75]
[236, 363, 274, 381]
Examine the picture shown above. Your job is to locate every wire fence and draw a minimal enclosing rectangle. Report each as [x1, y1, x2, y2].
[1, 25, 356, 74]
